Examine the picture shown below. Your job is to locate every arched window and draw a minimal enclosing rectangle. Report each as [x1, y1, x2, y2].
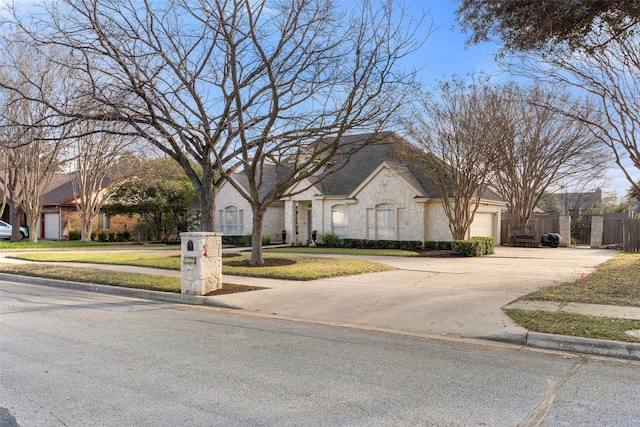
[331, 205, 349, 238]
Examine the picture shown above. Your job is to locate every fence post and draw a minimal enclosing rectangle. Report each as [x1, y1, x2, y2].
[590, 216, 603, 248]
[559, 215, 571, 245]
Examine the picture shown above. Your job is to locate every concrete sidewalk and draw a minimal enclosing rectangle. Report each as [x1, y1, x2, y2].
[2, 246, 639, 359]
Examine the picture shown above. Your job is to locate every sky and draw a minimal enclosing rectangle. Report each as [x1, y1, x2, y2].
[4, 0, 637, 198]
[396, 0, 638, 199]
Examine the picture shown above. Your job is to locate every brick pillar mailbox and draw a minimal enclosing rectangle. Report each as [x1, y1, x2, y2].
[180, 232, 222, 295]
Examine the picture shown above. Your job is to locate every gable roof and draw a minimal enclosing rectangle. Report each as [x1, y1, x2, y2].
[225, 131, 503, 203]
[43, 173, 76, 206]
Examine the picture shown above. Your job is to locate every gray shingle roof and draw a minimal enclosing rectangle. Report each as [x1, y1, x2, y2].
[230, 131, 504, 203]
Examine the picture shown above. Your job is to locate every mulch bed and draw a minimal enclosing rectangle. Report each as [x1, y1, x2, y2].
[417, 250, 459, 257]
[225, 258, 296, 267]
[204, 283, 267, 296]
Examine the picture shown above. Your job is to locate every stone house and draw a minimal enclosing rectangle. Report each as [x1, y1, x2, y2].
[215, 132, 505, 244]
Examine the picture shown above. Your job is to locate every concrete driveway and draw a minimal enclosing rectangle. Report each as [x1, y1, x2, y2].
[215, 246, 618, 340]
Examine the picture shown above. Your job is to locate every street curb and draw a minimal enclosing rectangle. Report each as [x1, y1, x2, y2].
[4, 272, 639, 361]
[0, 273, 240, 310]
[487, 331, 640, 361]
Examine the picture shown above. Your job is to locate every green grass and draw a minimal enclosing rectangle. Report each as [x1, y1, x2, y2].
[0, 263, 180, 292]
[264, 247, 420, 256]
[504, 308, 640, 344]
[0, 240, 176, 251]
[9, 252, 182, 270]
[518, 253, 640, 307]
[505, 253, 640, 343]
[4, 251, 394, 281]
[222, 254, 394, 280]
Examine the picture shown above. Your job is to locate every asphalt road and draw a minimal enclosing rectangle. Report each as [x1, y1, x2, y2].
[1, 280, 639, 427]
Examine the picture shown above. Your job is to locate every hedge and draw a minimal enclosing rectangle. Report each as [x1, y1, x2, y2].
[452, 237, 495, 257]
[341, 238, 424, 251]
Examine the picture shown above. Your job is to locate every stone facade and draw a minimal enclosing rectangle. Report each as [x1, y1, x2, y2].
[216, 156, 505, 245]
[215, 181, 285, 242]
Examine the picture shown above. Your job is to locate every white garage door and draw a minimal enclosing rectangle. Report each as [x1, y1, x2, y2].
[43, 213, 60, 239]
[470, 213, 495, 238]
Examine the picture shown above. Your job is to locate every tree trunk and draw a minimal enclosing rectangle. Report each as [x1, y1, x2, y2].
[194, 167, 217, 232]
[8, 204, 23, 242]
[81, 217, 95, 241]
[249, 205, 266, 267]
[27, 215, 39, 243]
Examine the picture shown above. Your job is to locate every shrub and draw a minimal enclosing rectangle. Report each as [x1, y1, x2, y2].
[470, 236, 495, 255]
[342, 238, 423, 251]
[121, 230, 132, 241]
[91, 232, 97, 241]
[451, 238, 495, 257]
[108, 232, 116, 242]
[321, 233, 342, 247]
[97, 231, 108, 242]
[424, 241, 452, 251]
[68, 230, 81, 241]
[239, 235, 271, 246]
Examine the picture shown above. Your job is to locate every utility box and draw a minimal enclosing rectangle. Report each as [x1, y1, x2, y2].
[180, 232, 222, 295]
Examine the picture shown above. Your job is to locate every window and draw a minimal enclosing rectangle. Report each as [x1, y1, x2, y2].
[331, 205, 349, 238]
[223, 206, 244, 235]
[398, 208, 410, 240]
[98, 212, 110, 230]
[376, 204, 396, 240]
[367, 205, 409, 240]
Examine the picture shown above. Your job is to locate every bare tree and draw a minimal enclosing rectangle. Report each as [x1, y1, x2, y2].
[509, 31, 640, 197]
[69, 122, 141, 241]
[0, 41, 68, 242]
[4, 0, 424, 264]
[405, 78, 502, 240]
[490, 83, 609, 241]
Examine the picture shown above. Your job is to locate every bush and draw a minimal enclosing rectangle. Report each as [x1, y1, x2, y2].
[470, 236, 495, 255]
[221, 235, 246, 246]
[91, 232, 97, 241]
[121, 230, 132, 241]
[321, 233, 342, 247]
[451, 238, 495, 257]
[108, 232, 116, 242]
[424, 241, 452, 251]
[68, 230, 82, 241]
[239, 235, 271, 246]
[342, 239, 423, 251]
[97, 231, 108, 242]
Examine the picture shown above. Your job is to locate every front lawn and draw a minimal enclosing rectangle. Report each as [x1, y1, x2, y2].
[505, 253, 640, 343]
[3, 251, 394, 281]
[516, 253, 640, 307]
[264, 247, 420, 256]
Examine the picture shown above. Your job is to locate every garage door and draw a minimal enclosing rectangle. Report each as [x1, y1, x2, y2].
[43, 213, 60, 239]
[470, 213, 495, 238]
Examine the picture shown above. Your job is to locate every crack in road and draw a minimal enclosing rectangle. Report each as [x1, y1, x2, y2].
[516, 358, 587, 427]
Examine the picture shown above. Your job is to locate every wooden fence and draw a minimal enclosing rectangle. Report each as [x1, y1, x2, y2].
[623, 219, 640, 253]
[500, 214, 559, 246]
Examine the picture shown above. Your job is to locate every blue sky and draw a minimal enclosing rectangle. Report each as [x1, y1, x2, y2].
[397, 0, 637, 199]
[403, 0, 502, 82]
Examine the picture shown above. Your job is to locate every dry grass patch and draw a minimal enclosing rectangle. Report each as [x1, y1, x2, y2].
[505, 308, 640, 343]
[518, 253, 640, 307]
